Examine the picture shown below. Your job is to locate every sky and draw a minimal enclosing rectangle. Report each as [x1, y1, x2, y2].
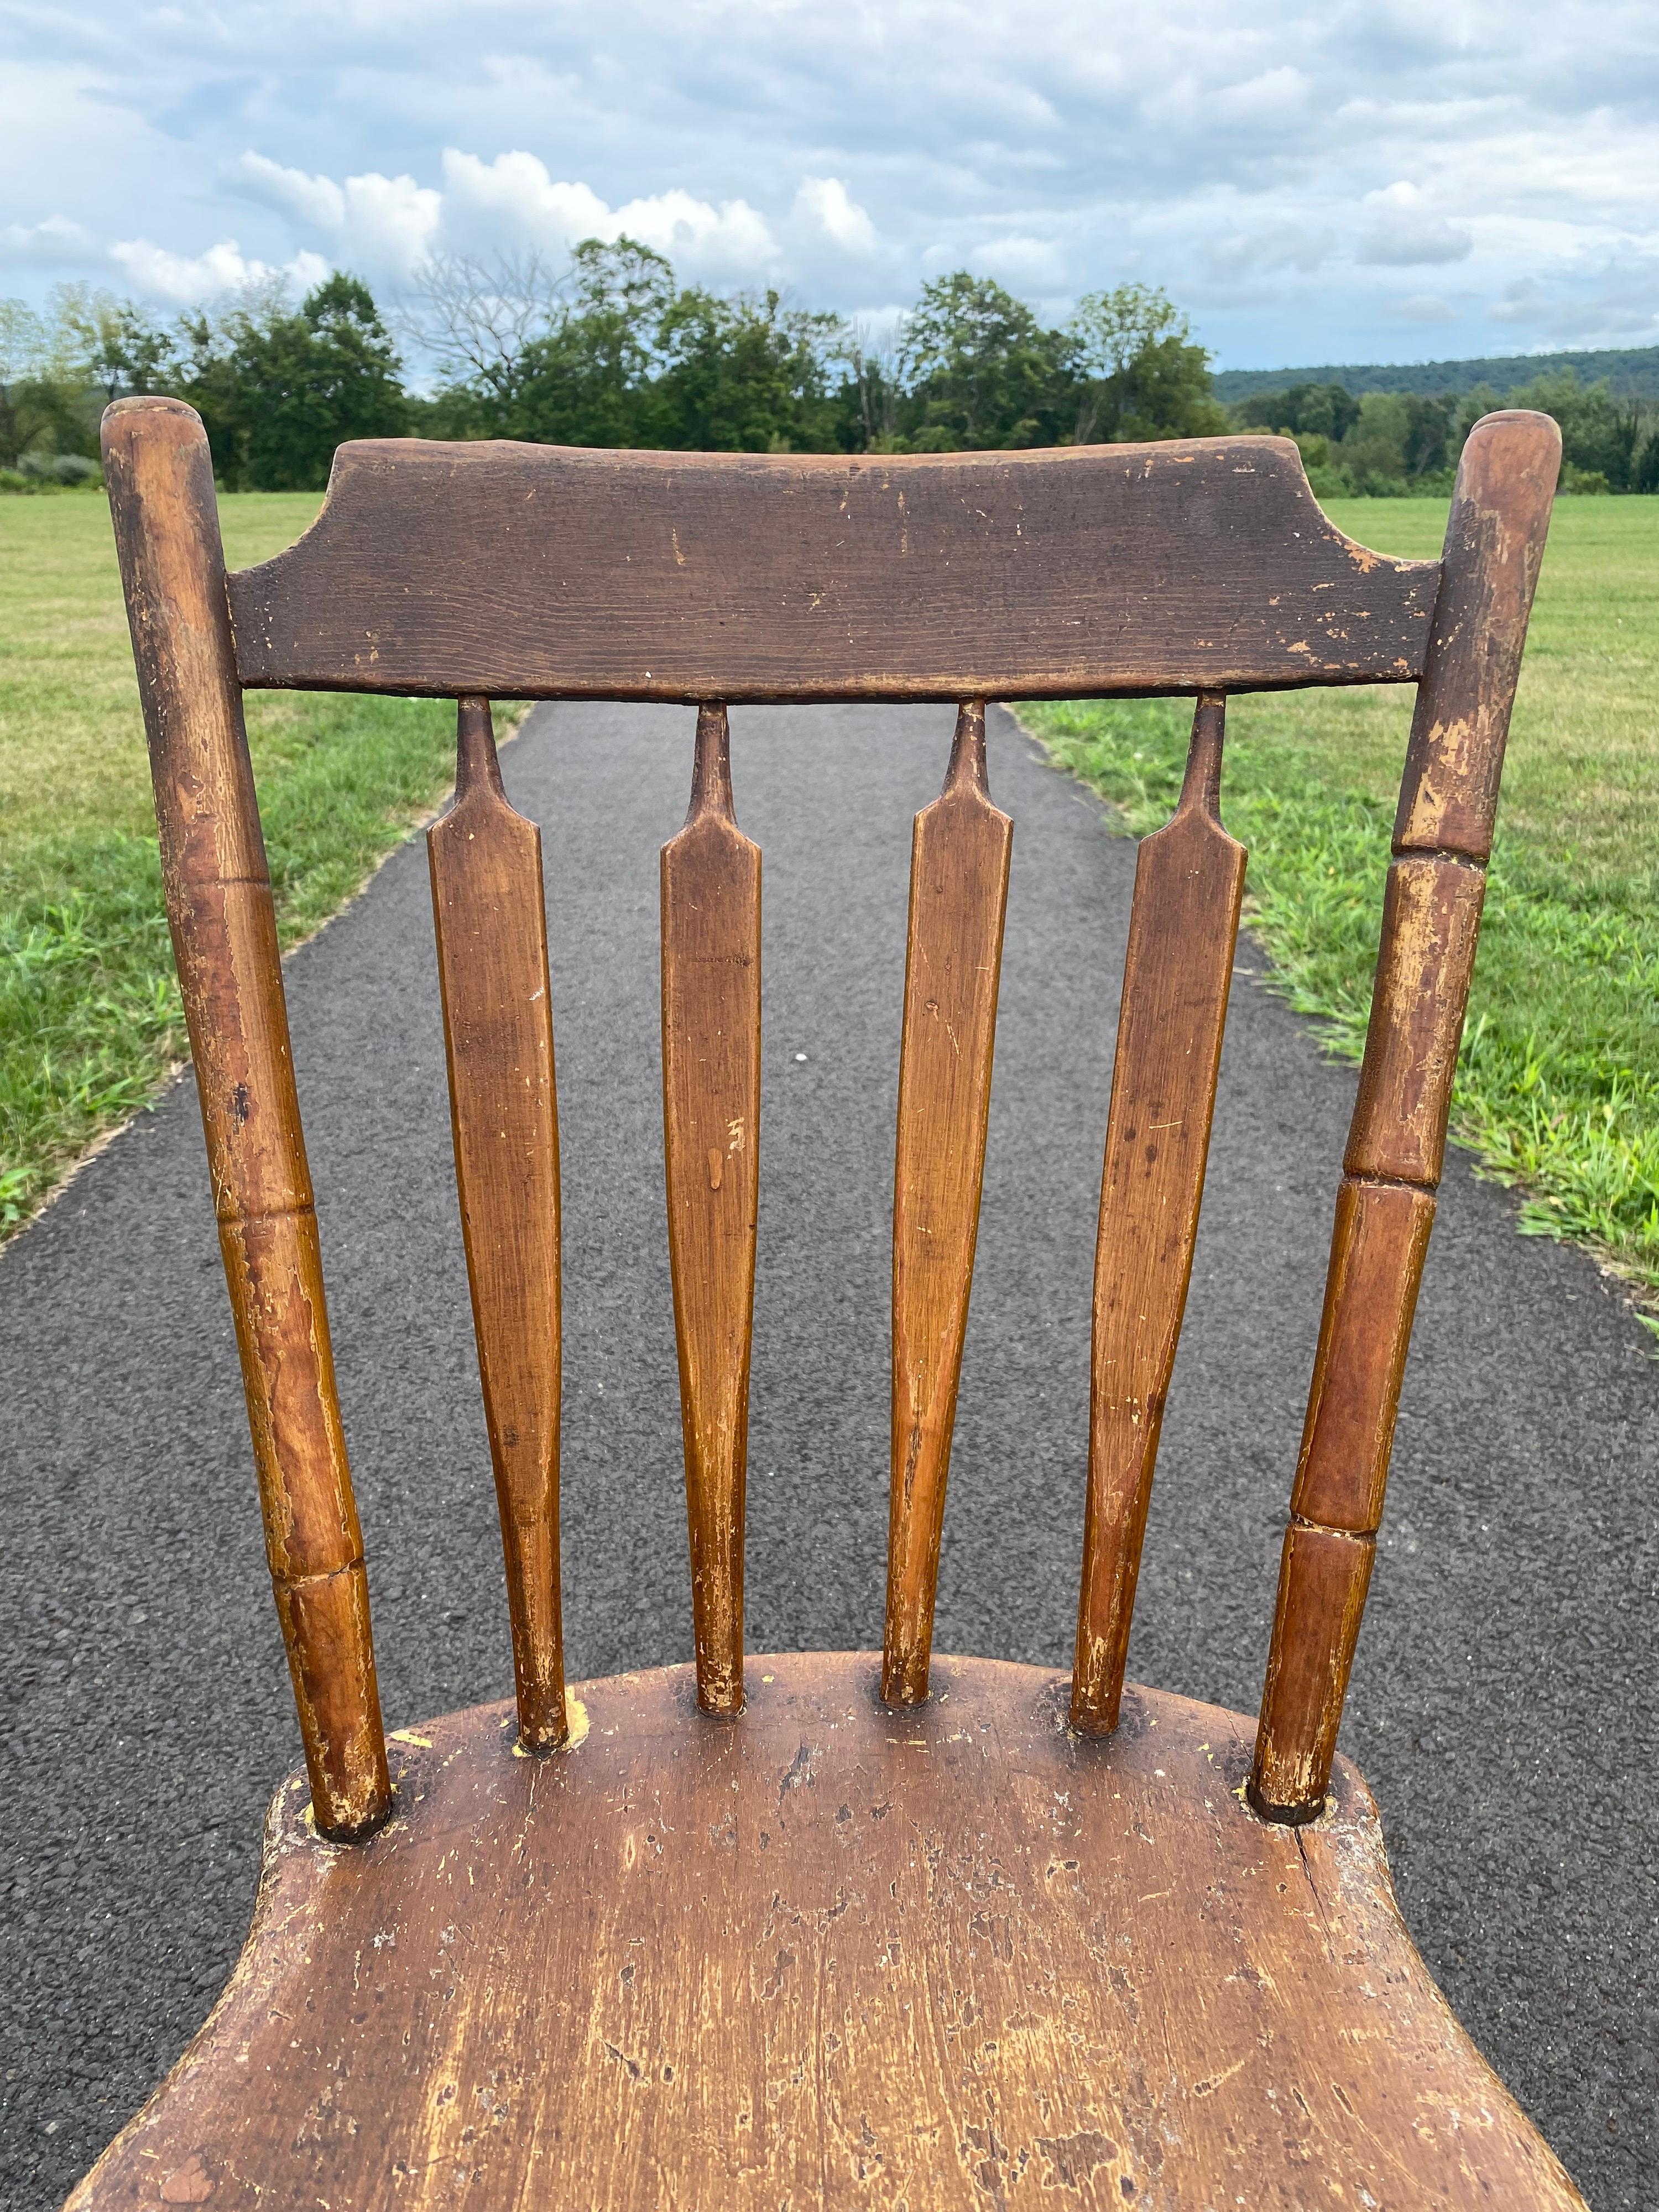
[3, 0, 1658, 371]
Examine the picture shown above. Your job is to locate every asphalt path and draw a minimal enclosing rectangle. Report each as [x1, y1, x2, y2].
[2, 702, 1654, 2210]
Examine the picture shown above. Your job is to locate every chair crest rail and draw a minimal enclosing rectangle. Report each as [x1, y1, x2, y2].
[225, 436, 1439, 702]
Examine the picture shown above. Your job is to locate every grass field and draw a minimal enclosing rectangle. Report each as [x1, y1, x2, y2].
[4, 491, 1657, 1301]
[0, 491, 456, 1229]
[1024, 497, 1659, 1301]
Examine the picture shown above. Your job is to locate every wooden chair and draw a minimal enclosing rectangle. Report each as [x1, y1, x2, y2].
[72, 396, 1582, 2209]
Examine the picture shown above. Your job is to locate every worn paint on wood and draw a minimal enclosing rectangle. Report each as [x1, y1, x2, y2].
[226, 437, 1441, 700]
[429, 698, 567, 1750]
[1072, 695, 1245, 1734]
[661, 706, 760, 1713]
[883, 702, 1012, 1706]
[69, 1656, 1587, 2211]
[101, 394, 389, 1839]
[1253, 410, 1561, 1821]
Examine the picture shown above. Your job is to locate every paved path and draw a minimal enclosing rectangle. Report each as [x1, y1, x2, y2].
[2, 703, 1653, 2209]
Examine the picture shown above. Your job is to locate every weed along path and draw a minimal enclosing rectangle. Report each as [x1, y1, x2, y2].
[1, 702, 1653, 2210]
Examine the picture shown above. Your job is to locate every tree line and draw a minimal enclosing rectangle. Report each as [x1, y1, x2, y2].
[3, 247, 1653, 494]
[1237, 375, 1659, 496]
[0, 249, 1224, 490]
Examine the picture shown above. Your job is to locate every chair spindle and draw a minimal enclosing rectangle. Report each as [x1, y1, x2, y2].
[429, 699, 567, 1752]
[1072, 693, 1246, 1735]
[101, 398, 390, 1838]
[883, 702, 1014, 1705]
[1251, 409, 1562, 1822]
[661, 705, 761, 1714]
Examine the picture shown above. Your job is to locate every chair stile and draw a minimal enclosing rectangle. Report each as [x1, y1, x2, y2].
[101, 396, 391, 1839]
[1250, 409, 1561, 1819]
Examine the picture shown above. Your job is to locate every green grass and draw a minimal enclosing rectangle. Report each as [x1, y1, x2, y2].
[1022, 498, 1659, 1298]
[1, 493, 461, 1232]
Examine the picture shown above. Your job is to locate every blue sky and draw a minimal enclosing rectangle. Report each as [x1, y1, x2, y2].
[4, 0, 1657, 369]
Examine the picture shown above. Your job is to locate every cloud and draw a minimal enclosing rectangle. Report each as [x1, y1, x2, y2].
[1355, 182, 1473, 267]
[2, 1, 1656, 366]
[969, 233, 1068, 288]
[1490, 264, 1659, 343]
[439, 152, 775, 279]
[0, 215, 100, 268]
[794, 177, 877, 256]
[236, 153, 442, 278]
[1199, 222, 1337, 278]
[1390, 293, 1459, 321]
[107, 237, 331, 305]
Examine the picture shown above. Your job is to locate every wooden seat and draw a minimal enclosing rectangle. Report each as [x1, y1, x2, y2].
[71, 1654, 1579, 2210]
[76, 398, 1585, 2209]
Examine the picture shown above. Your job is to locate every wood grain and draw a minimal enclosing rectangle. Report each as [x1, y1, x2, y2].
[1252, 410, 1561, 1822]
[226, 437, 1441, 700]
[661, 706, 760, 1714]
[883, 703, 1012, 1705]
[101, 394, 389, 1840]
[429, 698, 567, 1752]
[69, 1657, 1587, 2212]
[1072, 695, 1245, 1734]
[1394, 410, 1567, 862]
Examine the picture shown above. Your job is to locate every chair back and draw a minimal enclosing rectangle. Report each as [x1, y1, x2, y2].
[102, 399, 1559, 1837]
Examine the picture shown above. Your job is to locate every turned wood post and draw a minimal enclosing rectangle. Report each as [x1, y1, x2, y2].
[102, 397, 390, 1839]
[1250, 411, 1560, 1822]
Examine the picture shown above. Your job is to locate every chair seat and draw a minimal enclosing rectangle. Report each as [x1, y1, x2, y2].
[70, 1653, 1582, 2211]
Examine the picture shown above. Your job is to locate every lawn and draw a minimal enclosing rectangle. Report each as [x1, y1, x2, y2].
[1022, 497, 1659, 1301]
[1, 491, 458, 1230]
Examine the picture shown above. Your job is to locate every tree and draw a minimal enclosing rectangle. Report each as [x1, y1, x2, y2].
[1505, 369, 1651, 491]
[53, 284, 175, 401]
[181, 274, 408, 489]
[1233, 382, 1361, 442]
[0, 292, 114, 469]
[898, 274, 1067, 449]
[495, 239, 675, 446]
[653, 286, 843, 452]
[1062, 284, 1227, 445]
[397, 252, 564, 413]
[834, 321, 905, 451]
[0, 300, 48, 468]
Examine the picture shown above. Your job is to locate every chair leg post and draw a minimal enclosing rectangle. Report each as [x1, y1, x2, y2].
[1250, 410, 1559, 1823]
[102, 397, 390, 1839]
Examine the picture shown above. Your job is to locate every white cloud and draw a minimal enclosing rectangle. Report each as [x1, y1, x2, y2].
[1, 1, 1655, 366]
[794, 177, 877, 255]
[1355, 181, 1473, 266]
[107, 237, 331, 305]
[236, 153, 441, 276]
[439, 151, 775, 278]
[0, 215, 99, 268]
[970, 233, 1068, 288]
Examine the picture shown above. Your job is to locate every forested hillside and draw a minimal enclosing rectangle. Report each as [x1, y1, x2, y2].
[1216, 345, 1659, 403]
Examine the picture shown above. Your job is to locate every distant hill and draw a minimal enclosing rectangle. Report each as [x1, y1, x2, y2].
[1213, 346, 1659, 403]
